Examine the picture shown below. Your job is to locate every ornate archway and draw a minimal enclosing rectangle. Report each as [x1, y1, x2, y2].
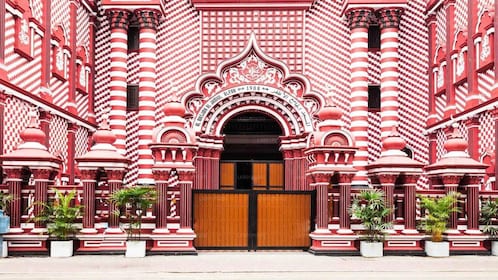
[182, 33, 326, 190]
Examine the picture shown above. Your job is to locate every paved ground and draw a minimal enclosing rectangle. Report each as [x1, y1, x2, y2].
[0, 252, 497, 279]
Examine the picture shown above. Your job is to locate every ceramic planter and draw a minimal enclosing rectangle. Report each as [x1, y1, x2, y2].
[50, 240, 73, 257]
[126, 240, 146, 258]
[491, 241, 498, 256]
[425, 240, 449, 257]
[360, 241, 383, 257]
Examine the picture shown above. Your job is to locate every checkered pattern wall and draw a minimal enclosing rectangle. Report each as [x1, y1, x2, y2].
[3, 97, 33, 154]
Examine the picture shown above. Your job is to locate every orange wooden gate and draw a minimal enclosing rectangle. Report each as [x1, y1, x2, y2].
[193, 191, 314, 250]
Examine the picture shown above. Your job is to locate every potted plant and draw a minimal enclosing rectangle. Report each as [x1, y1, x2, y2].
[0, 192, 13, 257]
[350, 189, 392, 257]
[419, 192, 460, 257]
[110, 186, 156, 258]
[33, 189, 82, 257]
[480, 198, 498, 256]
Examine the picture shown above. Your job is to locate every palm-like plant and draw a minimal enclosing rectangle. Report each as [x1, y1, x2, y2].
[0, 192, 13, 214]
[109, 186, 157, 240]
[33, 189, 82, 240]
[481, 198, 498, 238]
[350, 189, 392, 242]
[419, 192, 460, 242]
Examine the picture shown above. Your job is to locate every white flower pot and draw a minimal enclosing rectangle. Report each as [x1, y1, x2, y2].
[425, 241, 449, 257]
[50, 240, 73, 258]
[360, 241, 383, 257]
[2, 240, 7, 258]
[492, 241, 498, 256]
[126, 240, 146, 258]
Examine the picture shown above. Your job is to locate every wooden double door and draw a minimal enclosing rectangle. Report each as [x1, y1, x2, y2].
[193, 190, 315, 250]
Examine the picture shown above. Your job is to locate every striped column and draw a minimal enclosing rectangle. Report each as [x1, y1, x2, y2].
[4, 169, 23, 231]
[66, 0, 79, 114]
[379, 174, 397, 225]
[426, 15, 438, 126]
[442, 175, 461, 232]
[107, 169, 126, 231]
[346, 9, 372, 186]
[106, 10, 131, 156]
[338, 173, 354, 234]
[31, 169, 52, 230]
[378, 8, 403, 140]
[402, 175, 419, 233]
[80, 169, 97, 233]
[465, 177, 481, 233]
[444, 1, 456, 118]
[313, 174, 330, 232]
[136, 9, 161, 185]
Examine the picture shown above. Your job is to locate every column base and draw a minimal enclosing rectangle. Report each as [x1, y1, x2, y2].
[76, 233, 127, 254]
[446, 233, 488, 255]
[336, 229, 354, 234]
[149, 231, 197, 255]
[104, 227, 124, 234]
[401, 229, 419, 234]
[309, 232, 359, 255]
[464, 229, 482, 235]
[383, 234, 424, 256]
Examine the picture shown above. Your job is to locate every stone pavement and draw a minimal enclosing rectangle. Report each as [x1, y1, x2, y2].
[0, 252, 497, 279]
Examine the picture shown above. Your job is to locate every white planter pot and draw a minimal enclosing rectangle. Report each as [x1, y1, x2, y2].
[360, 241, 383, 257]
[50, 240, 73, 258]
[425, 241, 449, 257]
[2, 240, 7, 258]
[492, 241, 498, 256]
[126, 240, 146, 258]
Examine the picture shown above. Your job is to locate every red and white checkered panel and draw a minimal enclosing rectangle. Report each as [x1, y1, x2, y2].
[201, 9, 304, 74]
[479, 112, 495, 156]
[436, 129, 447, 161]
[155, 0, 200, 123]
[124, 112, 139, 186]
[4, 12, 43, 96]
[3, 97, 33, 154]
[479, 0, 494, 11]
[457, 121, 469, 143]
[478, 70, 495, 101]
[455, 83, 467, 113]
[454, 0, 468, 31]
[75, 127, 89, 158]
[435, 8, 446, 45]
[30, 0, 44, 24]
[76, 5, 90, 48]
[94, 12, 111, 124]
[368, 51, 381, 85]
[51, 0, 70, 40]
[367, 112, 382, 162]
[305, 0, 352, 125]
[49, 115, 68, 171]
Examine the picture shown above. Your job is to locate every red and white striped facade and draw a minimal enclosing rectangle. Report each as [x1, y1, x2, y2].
[0, 0, 497, 255]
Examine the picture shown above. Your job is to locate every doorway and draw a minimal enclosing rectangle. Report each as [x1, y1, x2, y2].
[220, 112, 283, 190]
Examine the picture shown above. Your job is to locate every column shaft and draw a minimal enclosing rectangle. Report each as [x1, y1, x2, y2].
[315, 183, 329, 231]
[34, 179, 49, 228]
[426, 16, 438, 125]
[179, 183, 192, 229]
[403, 184, 417, 231]
[444, 1, 456, 117]
[346, 9, 372, 186]
[466, 186, 480, 231]
[136, 9, 160, 185]
[106, 10, 131, 155]
[379, 8, 403, 139]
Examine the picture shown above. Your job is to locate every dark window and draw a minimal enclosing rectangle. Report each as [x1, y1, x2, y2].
[368, 25, 380, 50]
[402, 147, 414, 159]
[127, 85, 139, 111]
[368, 85, 381, 111]
[127, 25, 139, 52]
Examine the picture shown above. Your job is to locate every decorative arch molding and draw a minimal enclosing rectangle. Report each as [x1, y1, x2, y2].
[183, 33, 325, 137]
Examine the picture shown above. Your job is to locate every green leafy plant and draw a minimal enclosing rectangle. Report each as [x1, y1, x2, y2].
[350, 189, 392, 242]
[109, 186, 157, 240]
[480, 198, 498, 238]
[0, 192, 14, 214]
[419, 192, 460, 242]
[32, 189, 82, 240]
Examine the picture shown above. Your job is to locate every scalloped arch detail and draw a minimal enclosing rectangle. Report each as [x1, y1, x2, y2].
[183, 33, 325, 137]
